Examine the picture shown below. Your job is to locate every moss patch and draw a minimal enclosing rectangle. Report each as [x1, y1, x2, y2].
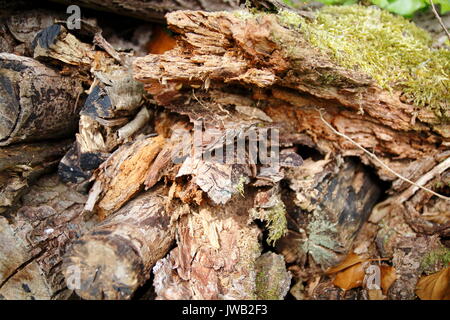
[250, 201, 288, 246]
[278, 5, 450, 120]
[420, 247, 450, 273]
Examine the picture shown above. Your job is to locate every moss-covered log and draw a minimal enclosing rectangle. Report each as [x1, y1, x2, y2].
[133, 6, 449, 184]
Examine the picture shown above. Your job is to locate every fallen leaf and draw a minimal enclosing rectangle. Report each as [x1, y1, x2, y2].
[333, 262, 365, 291]
[380, 265, 397, 295]
[416, 267, 450, 300]
[326, 252, 367, 275]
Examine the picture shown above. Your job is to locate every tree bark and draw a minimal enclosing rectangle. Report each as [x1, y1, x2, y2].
[62, 187, 175, 300]
[0, 139, 71, 214]
[0, 174, 90, 300]
[49, 0, 241, 22]
[153, 193, 264, 300]
[0, 53, 83, 146]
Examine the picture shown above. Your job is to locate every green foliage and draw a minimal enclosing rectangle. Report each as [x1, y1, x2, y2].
[285, 0, 450, 16]
[278, 5, 450, 120]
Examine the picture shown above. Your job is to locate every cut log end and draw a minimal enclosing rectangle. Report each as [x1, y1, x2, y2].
[63, 235, 145, 300]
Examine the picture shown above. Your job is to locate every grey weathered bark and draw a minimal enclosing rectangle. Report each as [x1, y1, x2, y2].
[0, 139, 71, 214]
[0, 175, 90, 300]
[49, 0, 241, 22]
[62, 187, 175, 300]
[0, 53, 83, 146]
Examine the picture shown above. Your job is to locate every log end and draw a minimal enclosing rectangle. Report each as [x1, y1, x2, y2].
[63, 235, 145, 300]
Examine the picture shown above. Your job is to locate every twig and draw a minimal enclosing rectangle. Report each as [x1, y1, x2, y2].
[316, 108, 450, 201]
[429, 0, 450, 42]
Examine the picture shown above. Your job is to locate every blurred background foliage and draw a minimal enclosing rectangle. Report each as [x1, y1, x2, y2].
[284, 0, 450, 17]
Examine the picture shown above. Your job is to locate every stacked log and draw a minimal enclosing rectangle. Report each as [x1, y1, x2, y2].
[0, 0, 448, 300]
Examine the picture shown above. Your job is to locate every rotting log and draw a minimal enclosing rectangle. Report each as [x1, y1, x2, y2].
[0, 53, 84, 146]
[0, 174, 90, 300]
[0, 139, 71, 214]
[62, 187, 175, 300]
[132, 9, 449, 184]
[49, 0, 241, 22]
[276, 156, 381, 270]
[31, 24, 151, 186]
[153, 193, 265, 300]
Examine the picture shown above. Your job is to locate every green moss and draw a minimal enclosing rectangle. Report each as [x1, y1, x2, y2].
[420, 247, 450, 272]
[255, 271, 281, 299]
[265, 202, 288, 245]
[254, 252, 291, 300]
[250, 201, 288, 246]
[278, 5, 450, 120]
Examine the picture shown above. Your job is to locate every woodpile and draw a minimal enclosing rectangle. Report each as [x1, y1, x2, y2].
[0, 0, 449, 300]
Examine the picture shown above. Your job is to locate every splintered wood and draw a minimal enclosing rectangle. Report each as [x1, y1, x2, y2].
[133, 10, 448, 181]
[88, 135, 165, 220]
[0, 1, 449, 301]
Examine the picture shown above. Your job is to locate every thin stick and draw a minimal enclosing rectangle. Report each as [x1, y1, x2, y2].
[429, 0, 450, 42]
[316, 108, 450, 201]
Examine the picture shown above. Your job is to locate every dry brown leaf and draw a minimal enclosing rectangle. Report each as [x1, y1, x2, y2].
[326, 252, 367, 275]
[333, 262, 365, 291]
[380, 265, 397, 295]
[416, 267, 450, 300]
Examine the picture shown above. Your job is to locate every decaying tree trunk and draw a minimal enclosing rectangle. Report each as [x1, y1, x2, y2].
[130, 8, 449, 300]
[133, 10, 448, 176]
[276, 156, 381, 269]
[0, 174, 91, 300]
[0, 53, 84, 146]
[0, 1, 448, 301]
[50, 0, 241, 22]
[0, 139, 71, 214]
[62, 187, 175, 300]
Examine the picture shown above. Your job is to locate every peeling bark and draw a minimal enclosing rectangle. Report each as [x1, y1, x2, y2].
[62, 187, 175, 300]
[0, 139, 71, 214]
[153, 194, 263, 300]
[0, 175, 90, 300]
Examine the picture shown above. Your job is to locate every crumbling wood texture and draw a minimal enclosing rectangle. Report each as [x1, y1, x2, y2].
[0, 139, 71, 214]
[84, 134, 166, 220]
[153, 193, 265, 300]
[0, 53, 83, 146]
[50, 0, 241, 22]
[0, 175, 90, 300]
[133, 10, 448, 183]
[276, 157, 381, 270]
[62, 187, 175, 300]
